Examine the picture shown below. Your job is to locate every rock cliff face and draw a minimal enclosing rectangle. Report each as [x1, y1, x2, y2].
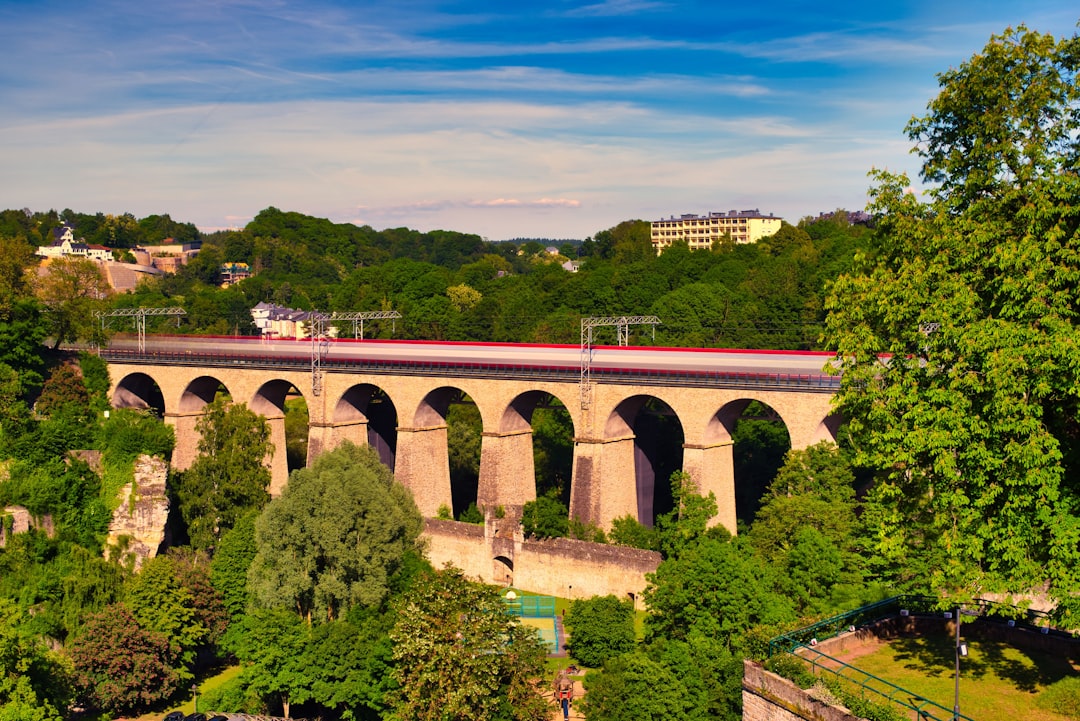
[105, 454, 170, 569]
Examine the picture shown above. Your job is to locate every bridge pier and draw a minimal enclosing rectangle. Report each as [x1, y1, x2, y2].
[165, 411, 204, 472]
[307, 419, 368, 465]
[394, 424, 453, 517]
[570, 435, 638, 529]
[265, 414, 288, 497]
[478, 429, 536, 509]
[682, 440, 736, 534]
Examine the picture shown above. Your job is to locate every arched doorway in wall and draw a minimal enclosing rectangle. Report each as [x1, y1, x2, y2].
[607, 395, 685, 527]
[250, 379, 309, 474]
[111, 372, 166, 417]
[709, 398, 792, 526]
[334, 384, 398, 470]
[415, 386, 481, 520]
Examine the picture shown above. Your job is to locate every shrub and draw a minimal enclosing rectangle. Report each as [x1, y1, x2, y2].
[565, 595, 636, 668]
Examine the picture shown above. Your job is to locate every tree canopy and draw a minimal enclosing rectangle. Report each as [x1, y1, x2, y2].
[825, 24, 1080, 618]
[248, 442, 422, 622]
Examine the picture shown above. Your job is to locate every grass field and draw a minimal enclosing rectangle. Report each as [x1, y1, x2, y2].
[825, 633, 1078, 721]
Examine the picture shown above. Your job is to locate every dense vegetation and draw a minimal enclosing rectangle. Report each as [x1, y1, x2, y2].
[0, 21, 1077, 721]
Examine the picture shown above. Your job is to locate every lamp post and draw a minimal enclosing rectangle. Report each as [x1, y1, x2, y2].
[952, 607, 971, 721]
[191, 683, 198, 714]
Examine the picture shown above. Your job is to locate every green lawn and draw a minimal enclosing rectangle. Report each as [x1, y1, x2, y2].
[825, 634, 1078, 721]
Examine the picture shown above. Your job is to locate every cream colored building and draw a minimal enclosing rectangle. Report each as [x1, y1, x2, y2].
[650, 209, 782, 253]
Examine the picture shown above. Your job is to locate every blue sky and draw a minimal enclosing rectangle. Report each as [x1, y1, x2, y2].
[1, 1, 1076, 240]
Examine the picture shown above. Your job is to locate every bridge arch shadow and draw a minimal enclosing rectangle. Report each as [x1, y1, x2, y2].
[112, 372, 166, 417]
[605, 395, 684, 527]
[333, 384, 398, 471]
[414, 386, 480, 519]
[705, 398, 791, 526]
[499, 390, 577, 509]
[179, 375, 232, 412]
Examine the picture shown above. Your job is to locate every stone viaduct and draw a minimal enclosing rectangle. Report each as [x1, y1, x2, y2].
[105, 355, 840, 535]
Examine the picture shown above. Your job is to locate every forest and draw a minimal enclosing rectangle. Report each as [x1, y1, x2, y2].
[1, 22, 1079, 721]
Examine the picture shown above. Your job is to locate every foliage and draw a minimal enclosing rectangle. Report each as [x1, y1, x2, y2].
[764, 653, 816, 689]
[458, 501, 484, 524]
[98, 407, 175, 463]
[564, 595, 636, 668]
[235, 608, 310, 719]
[169, 548, 229, 651]
[123, 555, 207, 673]
[69, 604, 181, 715]
[580, 651, 698, 721]
[174, 397, 271, 552]
[824, 24, 1080, 614]
[34, 364, 90, 419]
[0, 300, 46, 394]
[729, 403, 790, 524]
[655, 471, 718, 558]
[608, 514, 659, 551]
[210, 509, 258, 649]
[0, 599, 70, 721]
[32, 256, 112, 348]
[389, 565, 550, 721]
[521, 491, 568, 539]
[76, 351, 110, 409]
[644, 532, 796, 647]
[748, 443, 866, 614]
[248, 442, 422, 621]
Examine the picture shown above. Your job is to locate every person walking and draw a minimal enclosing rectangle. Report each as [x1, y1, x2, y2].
[554, 669, 574, 721]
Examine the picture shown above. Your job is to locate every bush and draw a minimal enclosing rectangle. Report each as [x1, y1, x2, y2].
[564, 595, 636, 668]
[765, 653, 815, 689]
[521, 492, 568, 539]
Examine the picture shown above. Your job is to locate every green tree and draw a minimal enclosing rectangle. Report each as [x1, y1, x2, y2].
[174, 397, 272, 552]
[580, 651, 696, 721]
[32, 256, 112, 348]
[0, 599, 69, 721]
[644, 533, 795, 647]
[520, 491, 569, 539]
[123, 555, 207, 673]
[210, 509, 259, 649]
[236, 608, 311, 719]
[389, 566, 549, 721]
[248, 442, 422, 622]
[564, 595, 636, 668]
[824, 25, 1080, 616]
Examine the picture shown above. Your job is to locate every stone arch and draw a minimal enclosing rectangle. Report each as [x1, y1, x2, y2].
[178, 375, 231, 412]
[248, 379, 308, 494]
[704, 397, 791, 525]
[111, 372, 166, 417]
[603, 394, 685, 527]
[479, 389, 578, 510]
[493, 555, 514, 586]
[168, 375, 232, 473]
[413, 386, 481, 518]
[329, 384, 398, 470]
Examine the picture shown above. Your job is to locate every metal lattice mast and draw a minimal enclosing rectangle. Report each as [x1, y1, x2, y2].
[95, 307, 186, 352]
[326, 310, 402, 339]
[309, 312, 330, 397]
[579, 315, 660, 409]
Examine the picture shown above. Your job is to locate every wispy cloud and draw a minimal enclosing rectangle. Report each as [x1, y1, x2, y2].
[0, 0, 1076, 239]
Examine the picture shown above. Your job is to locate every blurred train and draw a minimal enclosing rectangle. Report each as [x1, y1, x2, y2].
[102, 334, 839, 386]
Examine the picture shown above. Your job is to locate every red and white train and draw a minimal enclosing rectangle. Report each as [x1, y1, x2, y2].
[103, 334, 839, 386]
